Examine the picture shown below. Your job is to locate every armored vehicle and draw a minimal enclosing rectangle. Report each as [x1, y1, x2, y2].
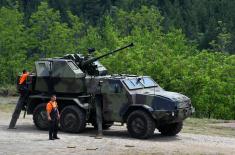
[12, 43, 193, 139]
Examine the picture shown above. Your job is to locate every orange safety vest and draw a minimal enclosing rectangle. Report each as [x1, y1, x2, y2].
[46, 101, 58, 114]
[19, 73, 29, 85]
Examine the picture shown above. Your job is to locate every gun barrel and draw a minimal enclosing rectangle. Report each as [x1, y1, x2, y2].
[82, 43, 134, 66]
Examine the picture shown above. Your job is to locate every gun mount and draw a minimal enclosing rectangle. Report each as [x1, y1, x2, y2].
[63, 43, 134, 76]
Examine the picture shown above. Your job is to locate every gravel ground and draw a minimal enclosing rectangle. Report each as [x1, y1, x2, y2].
[0, 97, 18, 104]
[0, 110, 235, 155]
[213, 122, 235, 128]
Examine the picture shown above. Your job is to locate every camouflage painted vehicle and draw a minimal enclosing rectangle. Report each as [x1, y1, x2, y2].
[19, 43, 194, 139]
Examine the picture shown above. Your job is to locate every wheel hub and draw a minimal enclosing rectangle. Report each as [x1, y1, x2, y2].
[62, 113, 77, 129]
[132, 117, 145, 133]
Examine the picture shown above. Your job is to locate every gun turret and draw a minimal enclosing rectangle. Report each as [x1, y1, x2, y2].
[82, 43, 134, 67]
[62, 43, 134, 76]
[79, 43, 134, 75]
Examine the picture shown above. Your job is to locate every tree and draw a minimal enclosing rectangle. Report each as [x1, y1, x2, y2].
[0, 7, 27, 85]
[210, 21, 232, 53]
[27, 2, 73, 58]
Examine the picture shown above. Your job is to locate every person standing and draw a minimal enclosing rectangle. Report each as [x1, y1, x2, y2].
[46, 95, 60, 140]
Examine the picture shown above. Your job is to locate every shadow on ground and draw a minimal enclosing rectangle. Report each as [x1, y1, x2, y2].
[1, 124, 181, 142]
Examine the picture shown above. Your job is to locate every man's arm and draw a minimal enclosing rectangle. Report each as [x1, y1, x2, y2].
[57, 109, 60, 119]
[56, 102, 60, 119]
[47, 111, 51, 121]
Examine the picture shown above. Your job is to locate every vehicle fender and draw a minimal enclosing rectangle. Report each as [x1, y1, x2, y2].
[121, 104, 154, 122]
[55, 97, 89, 110]
[28, 95, 88, 114]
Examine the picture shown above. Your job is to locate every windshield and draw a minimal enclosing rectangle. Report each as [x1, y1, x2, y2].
[123, 78, 144, 89]
[123, 77, 157, 90]
[140, 77, 157, 87]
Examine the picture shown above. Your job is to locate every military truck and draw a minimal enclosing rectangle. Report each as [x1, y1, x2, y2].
[13, 43, 193, 139]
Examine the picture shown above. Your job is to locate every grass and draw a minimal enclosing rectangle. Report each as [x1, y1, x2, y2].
[183, 117, 235, 138]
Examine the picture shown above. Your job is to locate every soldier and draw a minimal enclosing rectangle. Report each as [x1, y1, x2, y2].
[46, 95, 60, 140]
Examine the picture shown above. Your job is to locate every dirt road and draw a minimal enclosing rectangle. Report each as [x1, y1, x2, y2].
[0, 110, 235, 155]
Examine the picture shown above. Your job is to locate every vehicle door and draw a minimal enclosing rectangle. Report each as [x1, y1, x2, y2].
[101, 80, 129, 122]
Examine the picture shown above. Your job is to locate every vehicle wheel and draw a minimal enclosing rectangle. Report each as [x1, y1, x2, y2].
[60, 105, 86, 133]
[127, 110, 155, 139]
[158, 122, 183, 136]
[33, 104, 49, 130]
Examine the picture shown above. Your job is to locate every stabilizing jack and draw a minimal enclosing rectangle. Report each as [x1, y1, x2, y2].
[95, 95, 103, 139]
[8, 95, 27, 129]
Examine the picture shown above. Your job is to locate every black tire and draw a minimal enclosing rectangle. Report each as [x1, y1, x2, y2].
[33, 104, 49, 130]
[127, 110, 155, 139]
[158, 122, 183, 136]
[60, 105, 86, 133]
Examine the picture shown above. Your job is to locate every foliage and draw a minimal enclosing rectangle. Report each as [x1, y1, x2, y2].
[0, 6, 27, 84]
[27, 2, 74, 57]
[1, 0, 234, 54]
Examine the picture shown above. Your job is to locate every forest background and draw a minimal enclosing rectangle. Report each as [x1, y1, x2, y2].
[0, 0, 234, 119]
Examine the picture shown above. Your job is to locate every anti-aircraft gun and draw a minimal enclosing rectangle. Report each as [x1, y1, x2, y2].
[63, 43, 134, 76]
[9, 43, 134, 130]
[9, 42, 193, 139]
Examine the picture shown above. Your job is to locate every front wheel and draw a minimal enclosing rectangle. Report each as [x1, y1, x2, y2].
[60, 105, 86, 133]
[158, 122, 183, 136]
[33, 104, 49, 130]
[127, 110, 155, 139]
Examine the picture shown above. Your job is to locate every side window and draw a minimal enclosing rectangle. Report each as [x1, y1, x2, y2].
[110, 83, 122, 93]
[36, 62, 50, 76]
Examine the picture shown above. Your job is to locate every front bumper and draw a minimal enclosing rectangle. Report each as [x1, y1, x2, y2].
[151, 106, 194, 125]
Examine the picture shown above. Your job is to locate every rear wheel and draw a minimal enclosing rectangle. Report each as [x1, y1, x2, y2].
[158, 122, 183, 136]
[127, 110, 155, 139]
[60, 105, 86, 133]
[33, 104, 49, 130]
